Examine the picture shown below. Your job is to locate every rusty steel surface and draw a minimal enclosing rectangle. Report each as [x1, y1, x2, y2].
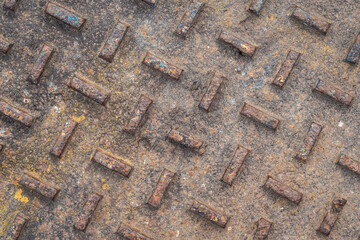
[0, 0, 359, 239]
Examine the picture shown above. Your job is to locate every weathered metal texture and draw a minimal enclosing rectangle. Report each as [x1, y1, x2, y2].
[219, 30, 257, 57]
[27, 43, 54, 85]
[116, 223, 152, 240]
[272, 50, 300, 88]
[74, 193, 103, 232]
[344, 32, 360, 64]
[147, 168, 176, 208]
[18, 174, 59, 200]
[68, 75, 111, 105]
[314, 79, 354, 105]
[337, 154, 360, 175]
[175, 1, 204, 38]
[0, 36, 13, 54]
[141, 0, 157, 7]
[254, 218, 272, 240]
[264, 176, 303, 204]
[45, 1, 86, 30]
[240, 102, 280, 130]
[142, 51, 183, 80]
[190, 200, 230, 228]
[295, 122, 322, 162]
[198, 71, 225, 111]
[99, 22, 129, 63]
[248, 0, 267, 15]
[291, 6, 331, 34]
[318, 198, 347, 236]
[50, 119, 78, 158]
[0, 98, 34, 127]
[5, 214, 28, 240]
[3, 0, 19, 11]
[167, 129, 206, 154]
[221, 145, 249, 185]
[124, 95, 153, 134]
[91, 149, 133, 177]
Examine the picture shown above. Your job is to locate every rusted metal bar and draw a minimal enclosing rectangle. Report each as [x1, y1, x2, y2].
[167, 129, 206, 154]
[218, 30, 257, 57]
[99, 22, 129, 63]
[123, 95, 153, 135]
[254, 218, 272, 240]
[141, 0, 157, 7]
[337, 154, 360, 175]
[142, 52, 183, 80]
[74, 193, 103, 231]
[345, 33, 360, 64]
[45, 1, 86, 29]
[198, 72, 225, 111]
[175, 1, 204, 38]
[291, 6, 331, 35]
[240, 103, 280, 130]
[116, 223, 152, 240]
[3, 0, 19, 10]
[248, 0, 267, 15]
[272, 50, 300, 88]
[314, 80, 353, 106]
[318, 198, 347, 236]
[0, 36, 13, 54]
[0, 98, 34, 127]
[68, 75, 111, 105]
[27, 43, 54, 84]
[264, 176, 303, 204]
[6, 214, 29, 240]
[147, 168, 176, 208]
[91, 149, 133, 177]
[295, 122, 322, 162]
[18, 173, 60, 200]
[221, 145, 249, 185]
[50, 119, 78, 158]
[190, 200, 230, 228]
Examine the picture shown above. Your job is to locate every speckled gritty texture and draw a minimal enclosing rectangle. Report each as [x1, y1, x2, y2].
[0, 0, 359, 240]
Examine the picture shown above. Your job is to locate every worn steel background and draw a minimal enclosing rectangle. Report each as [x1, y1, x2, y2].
[0, 0, 359, 239]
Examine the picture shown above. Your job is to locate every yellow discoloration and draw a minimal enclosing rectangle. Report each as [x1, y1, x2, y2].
[102, 184, 110, 191]
[269, 15, 275, 21]
[14, 189, 29, 203]
[72, 115, 85, 122]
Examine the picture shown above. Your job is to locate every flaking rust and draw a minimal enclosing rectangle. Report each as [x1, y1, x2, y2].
[45, 1, 86, 30]
[3, 0, 19, 10]
[240, 102, 280, 130]
[199, 71, 226, 111]
[167, 129, 206, 154]
[254, 218, 272, 240]
[91, 149, 133, 177]
[99, 22, 129, 63]
[190, 200, 230, 228]
[50, 119, 78, 158]
[272, 50, 300, 88]
[337, 154, 360, 175]
[291, 6, 331, 35]
[0, 98, 34, 127]
[142, 52, 183, 80]
[123, 95, 153, 135]
[264, 176, 303, 204]
[318, 198, 347, 236]
[345, 32, 360, 64]
[27, 43, 54, 84]
[221, 145, 249, 185]
[116, 223, 153, 240]
[147, 168, 176, 208]
[295, 122, 322, 162]
[68, 75, 111, 105]
[74, 193, 103, 232]
[314, 80, 353, 106]
[6, 213, 29, 240]
[248, 0, 267, 15]
[0, 36, 13, 54]
[218, 30, 257, 57]
[18, 173, 60, 200]
[175, 1, 204, 38]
